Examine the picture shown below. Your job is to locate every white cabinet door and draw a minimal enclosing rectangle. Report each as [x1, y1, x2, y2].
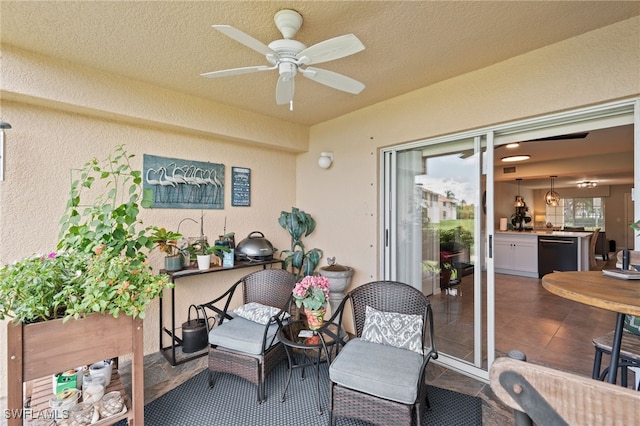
[512, 240, 538, 273]
[494, 233, 539, 277]
[494, 240, 514, 270]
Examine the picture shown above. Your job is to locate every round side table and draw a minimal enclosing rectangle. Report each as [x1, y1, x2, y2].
[277, 320, 346, 415]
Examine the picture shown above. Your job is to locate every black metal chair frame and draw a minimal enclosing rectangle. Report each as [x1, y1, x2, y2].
[321, 280, 438, 426]
[592, 329, 640, 389]
[199, 268, 296, 403]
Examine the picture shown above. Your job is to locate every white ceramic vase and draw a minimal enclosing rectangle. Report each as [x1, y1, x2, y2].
[197, 254, 211, 270]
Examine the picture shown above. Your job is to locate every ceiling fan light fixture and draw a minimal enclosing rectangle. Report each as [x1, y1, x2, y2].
[545, 175, 560, 206]
[203, 10, 366, 108]
[501, 155, 530, 162]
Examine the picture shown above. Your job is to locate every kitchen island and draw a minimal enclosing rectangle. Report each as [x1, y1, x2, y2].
[494, 231, 592, 278]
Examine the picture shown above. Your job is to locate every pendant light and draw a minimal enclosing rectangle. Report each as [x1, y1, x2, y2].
[514, 178, 526, 207]
[545, 175, 560, 206]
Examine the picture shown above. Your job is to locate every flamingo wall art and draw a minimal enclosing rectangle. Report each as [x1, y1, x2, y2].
[143, 154, 224, 209]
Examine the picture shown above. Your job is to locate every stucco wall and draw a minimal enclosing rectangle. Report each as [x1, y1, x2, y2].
[0, 101, 298, 397]
[0, 16, 639, 397]
[298, 16, 639, 287]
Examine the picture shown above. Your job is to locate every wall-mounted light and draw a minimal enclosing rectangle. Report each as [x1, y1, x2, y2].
[577, 181, 597, 188]
[318, 151, 333, 169]
[0, 119, 12, 181]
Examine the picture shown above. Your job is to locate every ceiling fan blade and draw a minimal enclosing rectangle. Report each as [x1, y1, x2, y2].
[212, 25, 277, 57]
[301, 67, 365, 94]
[297, 34, 365, 65]
[201, 65, 274, 78]
[276, 75, 295, 105]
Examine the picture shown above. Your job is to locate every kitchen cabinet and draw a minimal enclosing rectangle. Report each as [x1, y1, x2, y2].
[494, 233, 539, 278]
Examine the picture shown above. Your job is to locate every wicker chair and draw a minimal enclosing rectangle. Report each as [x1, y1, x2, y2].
[199, 268, 296, 403]
[491, 356, 640, 425]
[324, 280, 438, 426]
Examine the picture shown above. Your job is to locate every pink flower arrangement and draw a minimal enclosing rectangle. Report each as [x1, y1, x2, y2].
[292, 275, 331, 311]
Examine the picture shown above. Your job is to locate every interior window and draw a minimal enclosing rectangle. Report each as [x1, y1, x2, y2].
[545, 197, 605, 230]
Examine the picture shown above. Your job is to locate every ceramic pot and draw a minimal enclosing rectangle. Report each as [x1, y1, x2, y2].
[319, 264, 353, 321]
[164, 255, 183, 272]
[89, 359, 113, 386]
[197, 254, 211, 270]
[304, 307, 326, 330]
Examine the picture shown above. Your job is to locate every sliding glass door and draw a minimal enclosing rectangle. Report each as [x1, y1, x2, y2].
[381, 98, 637, 381]
[382, 134, 492, 380]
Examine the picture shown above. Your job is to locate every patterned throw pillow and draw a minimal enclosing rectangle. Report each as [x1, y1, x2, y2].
[360, 305, 424, 354]
[233, 302, 288, 325]
[624, 315, 640, 336]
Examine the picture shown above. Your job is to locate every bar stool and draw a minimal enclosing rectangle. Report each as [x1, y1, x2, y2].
[592, 329, 640, 389]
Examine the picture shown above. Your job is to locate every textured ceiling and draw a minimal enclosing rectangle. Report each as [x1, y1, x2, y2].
[2, 1, 639, 126]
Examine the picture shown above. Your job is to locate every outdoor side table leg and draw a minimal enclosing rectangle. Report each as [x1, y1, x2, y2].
[281, 345, 295, 402]
[315, 348, 322, 415]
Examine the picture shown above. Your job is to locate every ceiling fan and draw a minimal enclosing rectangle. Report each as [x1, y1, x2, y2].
[201, 9, 366, 109]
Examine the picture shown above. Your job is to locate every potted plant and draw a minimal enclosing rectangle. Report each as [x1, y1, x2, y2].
[1, 145, 172, 323]
[186, 240, 230, 270]
[1, 145, 170, 425]
[439, 251, 459, 291]
[151, 227, 184, 271]
[278, 207, 323, 280]
[292, 275, 331, 330]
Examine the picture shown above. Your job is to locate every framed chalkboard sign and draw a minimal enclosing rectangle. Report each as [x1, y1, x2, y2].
[231, 167, 251, 207]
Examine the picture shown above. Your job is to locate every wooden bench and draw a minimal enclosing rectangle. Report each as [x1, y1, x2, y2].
[491, 356, 640, 425]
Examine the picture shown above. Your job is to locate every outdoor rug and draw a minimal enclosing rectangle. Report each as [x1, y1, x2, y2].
[142, 361, 483, 425]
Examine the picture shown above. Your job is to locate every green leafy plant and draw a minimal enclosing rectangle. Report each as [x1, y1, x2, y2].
[278, 207, 323, 280]
[439, 226, 473, 252]
[0, 145, 173, 323]
[186, 240, 230, 257]
[151, 227, 184, 257]
[57, 144, 154, 259]
[0, 246, 171, 323]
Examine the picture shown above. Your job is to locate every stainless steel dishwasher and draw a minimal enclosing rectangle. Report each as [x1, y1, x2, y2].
[538, 236, 578, 278]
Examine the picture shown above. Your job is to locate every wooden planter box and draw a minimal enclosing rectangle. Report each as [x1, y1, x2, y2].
[6, 313, 144, 426]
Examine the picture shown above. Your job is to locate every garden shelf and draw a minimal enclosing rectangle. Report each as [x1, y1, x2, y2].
[6, 314, 144, 426]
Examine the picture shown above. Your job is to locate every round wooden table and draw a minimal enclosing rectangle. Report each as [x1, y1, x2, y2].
[542, 271, 640, 384]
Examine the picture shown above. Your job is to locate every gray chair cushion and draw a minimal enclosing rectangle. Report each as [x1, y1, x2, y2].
[208, 317, 279, 355]
[329, 338, 424, 404]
